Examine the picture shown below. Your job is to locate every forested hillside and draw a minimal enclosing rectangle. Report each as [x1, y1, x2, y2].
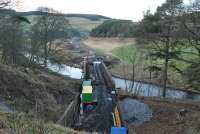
[90, 20, 138, 37]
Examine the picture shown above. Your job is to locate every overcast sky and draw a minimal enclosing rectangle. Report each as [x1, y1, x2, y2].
[18, 0, 190, 21]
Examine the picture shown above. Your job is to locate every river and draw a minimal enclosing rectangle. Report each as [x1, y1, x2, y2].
[113, 77, 200, 101]
[46, 61, 200, 101]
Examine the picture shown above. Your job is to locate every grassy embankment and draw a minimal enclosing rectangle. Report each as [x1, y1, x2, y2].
[111, 43, 199, 90]
[0, 62, 83, 133]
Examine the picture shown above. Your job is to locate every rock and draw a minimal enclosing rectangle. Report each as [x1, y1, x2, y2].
[179, 108, 188, 117]
[119, 98, 152, 125]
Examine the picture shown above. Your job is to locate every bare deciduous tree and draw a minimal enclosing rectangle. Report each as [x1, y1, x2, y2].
[30, 7, 69, 67]
[0, 0, 19, 9]
[0, 0, 29, 64]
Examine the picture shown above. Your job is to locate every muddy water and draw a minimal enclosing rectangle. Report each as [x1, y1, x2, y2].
[119, 98, 152, 125]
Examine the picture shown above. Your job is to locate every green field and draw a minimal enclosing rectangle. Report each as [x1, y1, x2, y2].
[111, 43, 199, 89]
[112, 44, 142, 63]
[112, 43, 198, 71]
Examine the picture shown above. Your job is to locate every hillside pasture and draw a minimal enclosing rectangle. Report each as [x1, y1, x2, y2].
[67, 17, 106, 31]
[83, 37, 136, 55]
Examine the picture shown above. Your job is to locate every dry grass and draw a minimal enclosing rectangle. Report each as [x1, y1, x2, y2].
[0, 112, 96, 134]
[83, 37, 136, 55]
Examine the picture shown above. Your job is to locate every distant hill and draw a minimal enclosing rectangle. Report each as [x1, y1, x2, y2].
[0, 9, 111, 35]
[90, 19, 138, 37]
[0, 9, 16, 14]
[0, 9, 111, 21]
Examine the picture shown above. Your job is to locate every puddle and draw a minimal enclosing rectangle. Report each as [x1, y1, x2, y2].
[0, 100, 12, 113]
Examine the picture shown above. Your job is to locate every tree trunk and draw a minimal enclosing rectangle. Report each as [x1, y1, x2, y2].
[163, 56, 168, 97]
[44, 43, 48, 67]
[44, 27, 48, 67]
[162, 41, 169, 98]
[1, 50, 7, 64]
[122, 61, 128, 91]
[130, 63, 135, 92]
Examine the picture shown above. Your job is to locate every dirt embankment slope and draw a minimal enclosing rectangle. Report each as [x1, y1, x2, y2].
[0, 63, 80, 121]
[122, 96, 200, 134]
